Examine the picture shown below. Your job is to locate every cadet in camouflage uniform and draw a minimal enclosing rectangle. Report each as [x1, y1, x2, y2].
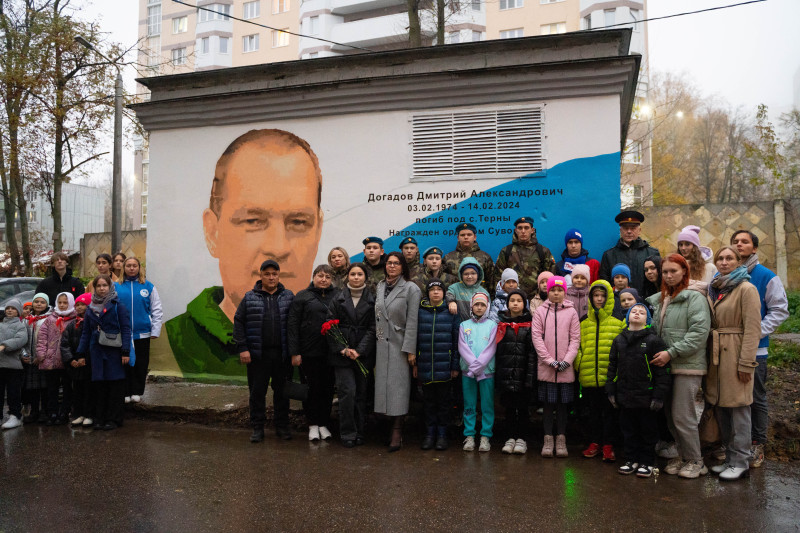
[494, 216, 556, 298]
[413, 246, 458, 293]
[362, 236, 386, 292]
[399, 236, 422, 280]
[443, 222, 495, 294]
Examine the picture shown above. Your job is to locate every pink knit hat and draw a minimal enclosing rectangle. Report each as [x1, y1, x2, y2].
[571, 264, 591, 282]
[471, 292, 489, 307]
[547, 276, 567, 293]
[75, 293, 92, 306]
[677, 225, 702, 249]
[537, 271, 555, 285]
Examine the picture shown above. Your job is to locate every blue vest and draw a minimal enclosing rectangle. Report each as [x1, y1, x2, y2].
[748, 264, 775, 351]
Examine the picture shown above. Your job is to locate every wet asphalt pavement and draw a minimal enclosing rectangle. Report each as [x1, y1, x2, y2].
[2, 420, 799, 533]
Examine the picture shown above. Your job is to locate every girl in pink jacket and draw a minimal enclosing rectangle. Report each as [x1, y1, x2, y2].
[532, 276, 581, 458]
[37, 292, 76, 425]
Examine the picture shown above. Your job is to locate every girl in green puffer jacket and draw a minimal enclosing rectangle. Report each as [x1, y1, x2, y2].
[575, 280, 625, 461]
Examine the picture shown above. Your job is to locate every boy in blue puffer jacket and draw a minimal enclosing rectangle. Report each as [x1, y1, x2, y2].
[415, 280, 460, 451]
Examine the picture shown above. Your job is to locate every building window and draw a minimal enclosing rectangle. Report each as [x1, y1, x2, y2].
[141, 194, 148, 227]
[604, 8, 615, 27]
[171, 47, 187, 65]
[243, 33, 260, 52]
[540, 22, 566, 35]
[583, 14, 591, 30]
[621, 184, 643, 207]
[201, 37, 210, 54]
[308, 15, 320, 35]
[411, 105, 545, 180]
[198, 4, 231, 22]
[309, 52, 319, 58]
[142, 162, 149, 188]
[244, 1, 261, 19]
[471, 0, 481, 10]
[219, 37, 230, 53]
[172, 16, 187, 34]
[147, 4, 161, 36]
[272, 29, 289, 47]
[623, 139, 643, 164]
[273, 0, 289, 14]
[448, 31, 460, 44]
[472, 30, 482, 42]
[540, 0, 563, 3]
[499, 0, 522, 10]
[499, 28, 523, 39]
[630, 8, 641, 32]
[147, 36, 160, 66]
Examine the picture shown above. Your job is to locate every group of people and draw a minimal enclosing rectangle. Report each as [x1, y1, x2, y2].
[233, 210, 789, 483]
[0, 252, 162, 432]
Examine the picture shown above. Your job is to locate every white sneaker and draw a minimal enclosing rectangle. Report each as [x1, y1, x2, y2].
[1, 415, 22, 429]
[124, 396, 131, 404]
[664, 457, 685, 475]
[463, 436, 475, 451]
[308, 425, 320, 442]
[82, 418, 93, 426]
[719, 465, 749, 481]
[130, 395, 142, 403]
[658, 442, 679, 459]
[513, 439, 528, 455]
[479, 436, 491, 452]
[502, 438, 515, 454]
[711, 462, 730, 475]
[678, 460, 708, 479]
[71, 417, 85, 426]
[319, 426, 332, 441]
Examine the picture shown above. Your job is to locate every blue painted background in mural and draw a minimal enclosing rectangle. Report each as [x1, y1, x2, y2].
[352, 152, 622, 263]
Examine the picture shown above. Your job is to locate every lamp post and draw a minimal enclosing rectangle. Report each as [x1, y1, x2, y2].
[75, 35, 123, 255]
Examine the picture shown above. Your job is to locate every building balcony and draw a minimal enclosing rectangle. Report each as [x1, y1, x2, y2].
[330, 12, 410, 49]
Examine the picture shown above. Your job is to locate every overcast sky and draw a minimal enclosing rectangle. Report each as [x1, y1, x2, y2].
[75, 0, 799, 179]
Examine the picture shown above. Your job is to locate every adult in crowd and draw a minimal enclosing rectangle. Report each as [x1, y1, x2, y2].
[288, 264, 338, 442]
[112, 252, 126, 282]
[706, 246, 761, 481]
[327, 247, 350, 290]
[399, 237, 422, 279]
[77, 275, 132, 431]
[641, 255, 663, 300]
[86, 254, 118, 292]
[374, 251, 421, 452]
[326, 263, 376, 448]
[363, 236, 387, 288]
[647, 254, 711, 479]
[412, 246, 457, 293]
[555, 228, 600, 286]
[495, 216, 555, 297]
[444, 223, 495, 293]
[35, 252, 84, 305]
[116, 257, 163, 404]
[730, 230, 789, 467]
[233, 260, 294, 443]
[599, 211, 660, 294]
[676, 225, 717, 295]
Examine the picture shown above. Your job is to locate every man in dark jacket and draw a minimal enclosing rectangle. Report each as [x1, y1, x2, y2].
[36, 252, 84, 304]
[233, 260, 295, 443]
[599, 211, 660, 294]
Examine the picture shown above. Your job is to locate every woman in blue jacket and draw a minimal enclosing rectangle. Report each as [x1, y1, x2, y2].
[116, 257, 162, 404]
[77, 275, 132, 430]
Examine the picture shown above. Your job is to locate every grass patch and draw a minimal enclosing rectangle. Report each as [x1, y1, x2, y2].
[768, 341, 800, 368]
[777, 291, 800, 334]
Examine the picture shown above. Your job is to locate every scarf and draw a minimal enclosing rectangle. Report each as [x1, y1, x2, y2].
[744, 253, 759, 274]
[26, 311, 50, 326]
[495, 320, 532, 344]
[54, 292, 75, 317]
[383, 277, 399, 299]
[56, 314, 77, 331]
[90, 284, 117, 315]
[348, 283, 365, 308]
[708, 265, 750, 301]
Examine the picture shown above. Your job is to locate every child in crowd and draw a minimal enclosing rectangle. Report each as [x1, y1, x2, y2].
[614, 287, 642, 321]
[495, 289, 535, 454]
[21, 302, 32, 320]
[532, 276, 580, 458]
[61, 293, 93, 426]
[607, 303, 671, 478]
[37, 292, 77, 425]
[611, 263, 631, 318]
[458, 292, 498, 453]
[447, 258, 490, 322]
[566, 264, 591, 319]
[22, 294, 51, 423]
[530, 271, 554, 314]
[415, 280, 460, 451]
[575, 280, 625, 462]
[490, 268, 520, 322]
[0, 300, 32, 430]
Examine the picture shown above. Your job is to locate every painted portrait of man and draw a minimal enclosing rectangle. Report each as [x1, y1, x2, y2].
[164, 129, 323, 377]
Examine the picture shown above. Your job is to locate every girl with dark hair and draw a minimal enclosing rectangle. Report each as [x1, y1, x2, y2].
[112, 253, 127, 282]
[87, 254, 118, 292]
[288, 264, 338, 442]
[641, 255, 662, 300]
[646, 253, 711, 479]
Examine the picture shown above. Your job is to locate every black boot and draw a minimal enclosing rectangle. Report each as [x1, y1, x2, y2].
[435, 426, 449, 451]
[250, 427, 265, 443]
[421, 426, 436, 450]
[388, 416, 404, 452]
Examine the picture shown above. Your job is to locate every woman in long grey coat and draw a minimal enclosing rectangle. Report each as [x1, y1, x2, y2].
[375, 251, 421, 452]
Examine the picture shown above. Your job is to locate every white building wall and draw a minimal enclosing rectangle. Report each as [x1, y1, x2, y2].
[25, 183, 105, 253]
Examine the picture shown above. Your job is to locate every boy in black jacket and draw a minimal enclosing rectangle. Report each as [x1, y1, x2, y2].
[606, 303, 670, 478]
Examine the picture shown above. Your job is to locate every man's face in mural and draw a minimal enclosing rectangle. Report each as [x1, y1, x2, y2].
[203, 140, 322, 315]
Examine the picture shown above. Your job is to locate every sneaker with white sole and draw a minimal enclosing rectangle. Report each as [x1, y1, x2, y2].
[750, 443, 765, 468]
[124, 396, 131, 404]
[319, 426, 332, 441]
[308, 425, 320, 442]
[463, 436, 475, 451]
[664, 457, 685, 475]
[479, 436, 491, 452]
[678, 460, 708, 479]
[712, 444, 727, 461]
[618, 461, 638, 475]
[513, 439, 527, 455]
[71, 417, 85, 426]
[719, 465, 749, 481]
[636, 465, 654, 478]
[711, 462, 731, 474]
[1, 415, 22, 429]
[82, 418, 93, 426]
[130, 395, 142, 403]
[657, 442, 679, 459]
[502, 438, 515, 454]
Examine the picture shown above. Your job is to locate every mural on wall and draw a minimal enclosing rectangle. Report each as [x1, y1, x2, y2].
[153, 127, 622, 381]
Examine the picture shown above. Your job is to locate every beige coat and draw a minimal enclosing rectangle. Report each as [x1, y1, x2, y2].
[705, 281, 761, 407]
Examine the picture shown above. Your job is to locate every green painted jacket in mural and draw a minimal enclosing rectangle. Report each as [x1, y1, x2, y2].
[164, 287, 245, 378]
[494, 233, 556, 298]
[575, 279, 624, 389]
[443, 243, 495, 295]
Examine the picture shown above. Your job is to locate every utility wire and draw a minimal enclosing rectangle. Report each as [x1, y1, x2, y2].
[170, 0, 375, 52]
[584, 0, 768, 32]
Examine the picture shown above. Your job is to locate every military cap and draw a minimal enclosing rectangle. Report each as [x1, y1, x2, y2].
[514, 216, 535, 227]
[455, 222, 477, 234]
[362, 236, 384, 246]
[399, 237, 418, 248]
[423, 246, 443, 258]
[615, 210, 645, 225]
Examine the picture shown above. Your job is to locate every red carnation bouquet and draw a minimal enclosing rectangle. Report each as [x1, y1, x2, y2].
[321, 319, 369, 376]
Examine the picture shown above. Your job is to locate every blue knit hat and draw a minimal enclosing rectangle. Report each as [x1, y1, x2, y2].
[611, 263, 631, 281]
[564, 228, 583, 246]
[626, 303, 651, 326]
